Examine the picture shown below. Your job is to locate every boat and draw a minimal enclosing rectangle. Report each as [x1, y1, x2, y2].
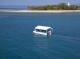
[33, 25, 53, 36]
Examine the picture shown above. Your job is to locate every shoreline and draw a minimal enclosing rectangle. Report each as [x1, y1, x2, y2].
[0, 10, 80, 13]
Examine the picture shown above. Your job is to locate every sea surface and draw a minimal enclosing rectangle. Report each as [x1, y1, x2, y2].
[0, 12, 80, 59]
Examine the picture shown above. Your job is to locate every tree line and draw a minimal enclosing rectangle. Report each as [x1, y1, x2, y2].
[28, 3, 80, 10]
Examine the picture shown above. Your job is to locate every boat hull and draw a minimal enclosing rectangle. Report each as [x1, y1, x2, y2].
[33, 31, 47, 36]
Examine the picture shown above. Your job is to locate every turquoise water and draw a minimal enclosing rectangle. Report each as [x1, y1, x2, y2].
[0, 13, 80, 59]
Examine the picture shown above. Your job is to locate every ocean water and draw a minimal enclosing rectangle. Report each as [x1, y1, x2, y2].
[0, 12, 80, 59]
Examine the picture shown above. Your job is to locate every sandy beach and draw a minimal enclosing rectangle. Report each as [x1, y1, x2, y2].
[0, 10, 80, 13]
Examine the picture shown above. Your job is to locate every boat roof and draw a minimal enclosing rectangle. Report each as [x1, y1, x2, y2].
[35, 25, 51, 30]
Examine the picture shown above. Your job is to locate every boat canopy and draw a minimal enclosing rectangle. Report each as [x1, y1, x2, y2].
[35, 25, 51, 30]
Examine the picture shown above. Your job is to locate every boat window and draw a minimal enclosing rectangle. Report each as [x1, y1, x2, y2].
[47, 29, 51, 31]
[36, 29, 41, 32]
[41, 30, 46, 33]
[36, 29, 46, 33]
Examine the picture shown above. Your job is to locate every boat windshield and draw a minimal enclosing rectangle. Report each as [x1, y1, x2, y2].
[36, 29, 46, 33]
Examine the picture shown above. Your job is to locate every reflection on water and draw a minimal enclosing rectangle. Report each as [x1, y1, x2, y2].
[33, 36, 48, 49]
[33, 33, 52, 38]
[33, 35, 50, 56]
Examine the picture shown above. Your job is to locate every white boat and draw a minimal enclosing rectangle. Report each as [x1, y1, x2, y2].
[33, 25, 53, 36]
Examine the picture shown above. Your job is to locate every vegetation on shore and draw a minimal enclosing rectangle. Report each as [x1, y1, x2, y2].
[28, 3, 80, 10]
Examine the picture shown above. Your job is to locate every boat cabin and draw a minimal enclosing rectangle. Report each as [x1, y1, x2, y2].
[33, 25, 53, 36]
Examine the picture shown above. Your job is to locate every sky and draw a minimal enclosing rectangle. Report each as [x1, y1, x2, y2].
[0, 0, 80, 6]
